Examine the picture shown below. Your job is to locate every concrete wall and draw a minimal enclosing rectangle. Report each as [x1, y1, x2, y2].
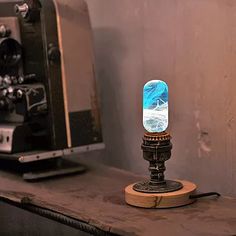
[1, 1, 236, 235]
[86, 0, 236, 197]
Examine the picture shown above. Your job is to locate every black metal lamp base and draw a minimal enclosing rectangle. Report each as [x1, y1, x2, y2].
[133, 180, 183, 193]
[126, 132, 198, 208]
[132, 132, 184, 194]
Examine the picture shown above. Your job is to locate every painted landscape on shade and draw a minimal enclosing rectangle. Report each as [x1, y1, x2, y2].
[143, 80, 168, 133]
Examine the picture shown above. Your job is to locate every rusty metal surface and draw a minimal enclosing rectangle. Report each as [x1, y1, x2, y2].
[133, 132, 183, 193]
[0, 158, 235, 236]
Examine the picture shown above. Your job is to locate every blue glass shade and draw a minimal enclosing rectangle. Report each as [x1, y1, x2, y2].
[143, 80, 168, 133]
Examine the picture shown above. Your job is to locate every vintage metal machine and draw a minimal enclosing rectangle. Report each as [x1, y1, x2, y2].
[0, 0, 104, 179]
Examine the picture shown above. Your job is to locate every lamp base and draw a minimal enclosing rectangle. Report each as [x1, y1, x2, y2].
[133, 179, 183, 193]
[125, 180, 197, 208]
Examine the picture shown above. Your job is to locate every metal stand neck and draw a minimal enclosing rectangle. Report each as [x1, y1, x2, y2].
[133, 132, 183, 193]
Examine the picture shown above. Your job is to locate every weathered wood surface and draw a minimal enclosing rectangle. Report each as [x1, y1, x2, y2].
[0, 159, 235, 236]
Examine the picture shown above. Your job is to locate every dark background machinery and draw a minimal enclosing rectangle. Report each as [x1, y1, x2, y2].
[0, 0, 104, 179]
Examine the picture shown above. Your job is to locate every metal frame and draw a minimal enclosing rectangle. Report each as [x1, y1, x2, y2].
[0, 143, 105, 163]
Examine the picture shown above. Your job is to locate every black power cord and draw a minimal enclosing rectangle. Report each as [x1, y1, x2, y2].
[189, 192, 221, 199]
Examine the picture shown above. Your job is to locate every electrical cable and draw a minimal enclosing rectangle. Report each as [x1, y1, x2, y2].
[189, 192, 221, 199]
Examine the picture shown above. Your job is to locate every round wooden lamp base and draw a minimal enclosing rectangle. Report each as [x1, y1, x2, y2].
[125, 180, 197, 208]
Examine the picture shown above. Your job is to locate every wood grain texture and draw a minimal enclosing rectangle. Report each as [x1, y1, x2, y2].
[0, 158, 235, 236]
[125, 180, 197, 208]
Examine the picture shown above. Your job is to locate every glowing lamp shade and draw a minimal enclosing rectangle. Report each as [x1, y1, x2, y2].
[143, 80, 168, 133]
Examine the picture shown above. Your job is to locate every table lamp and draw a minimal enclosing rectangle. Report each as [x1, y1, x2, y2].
[125, 80, 197, 208]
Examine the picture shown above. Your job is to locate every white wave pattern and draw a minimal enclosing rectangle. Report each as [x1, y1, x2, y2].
[143, 100, 168, 132]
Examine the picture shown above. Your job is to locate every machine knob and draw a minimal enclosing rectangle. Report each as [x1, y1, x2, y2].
[16, 89, 23, 99]
[0, 25, 11, 38]
[15, 0, 41, 22]
[15, 3, 29, 19]
[18, 74, 36, 84]
[3, 75, 11, 87]
[48, 44, 61, 64]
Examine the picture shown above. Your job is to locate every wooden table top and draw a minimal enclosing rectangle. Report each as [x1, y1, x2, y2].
[0, 157, 235, 236]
